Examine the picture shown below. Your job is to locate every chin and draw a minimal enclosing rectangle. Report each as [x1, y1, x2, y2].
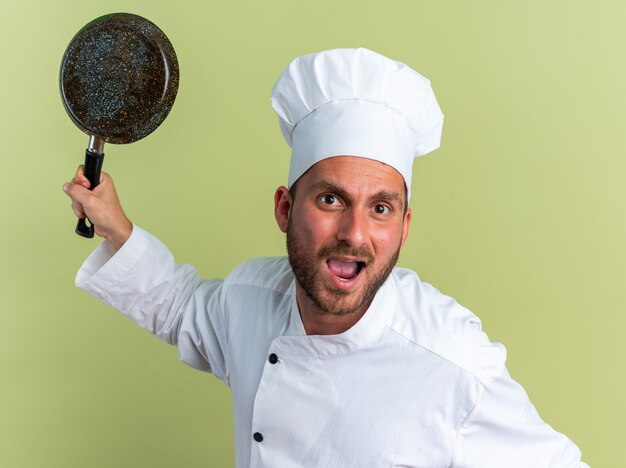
[310, 284, 373, 317]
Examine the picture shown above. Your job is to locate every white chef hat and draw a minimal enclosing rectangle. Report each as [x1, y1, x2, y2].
[270, 47, 444, 200]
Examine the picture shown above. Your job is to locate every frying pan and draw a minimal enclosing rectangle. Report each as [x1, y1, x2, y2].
[60, 13, 179, 238]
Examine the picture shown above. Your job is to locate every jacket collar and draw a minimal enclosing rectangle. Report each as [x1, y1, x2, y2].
[280, 273, 397, 356]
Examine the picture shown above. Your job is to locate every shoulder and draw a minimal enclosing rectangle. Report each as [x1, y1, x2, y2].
[218, 257, 295, 334]
[225, 256, 294, 295]
[388, 267, 507, 383]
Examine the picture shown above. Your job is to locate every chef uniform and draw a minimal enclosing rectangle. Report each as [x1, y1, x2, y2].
[75, 49, 589, 467]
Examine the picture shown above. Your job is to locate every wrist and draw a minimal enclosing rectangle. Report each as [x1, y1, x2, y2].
[106, 219, 133, 251]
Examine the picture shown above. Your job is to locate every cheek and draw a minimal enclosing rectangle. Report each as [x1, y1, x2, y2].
[296, 209, 336, 238]
[372, 224, 405, 251]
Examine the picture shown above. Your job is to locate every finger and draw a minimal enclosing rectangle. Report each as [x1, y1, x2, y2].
[70, 176, 90, 188]
[99, 171, 111, 184]
[89, 172, 113, 198]
[73, 165, 91, 189]
[71, 200, 86, 219]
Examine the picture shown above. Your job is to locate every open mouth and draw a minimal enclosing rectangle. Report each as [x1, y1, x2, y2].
[326, 258, 366, 281]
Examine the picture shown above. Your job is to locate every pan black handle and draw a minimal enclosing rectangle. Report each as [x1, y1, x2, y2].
[76, 149, 105, 238]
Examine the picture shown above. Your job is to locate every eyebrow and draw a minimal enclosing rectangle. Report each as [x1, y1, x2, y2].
[311, 180, 405, 210]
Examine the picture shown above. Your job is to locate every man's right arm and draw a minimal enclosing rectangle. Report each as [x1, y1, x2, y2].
[62, 169, 229, 380]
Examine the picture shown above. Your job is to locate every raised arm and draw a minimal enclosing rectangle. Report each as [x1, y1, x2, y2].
[63, 169, 229, 380]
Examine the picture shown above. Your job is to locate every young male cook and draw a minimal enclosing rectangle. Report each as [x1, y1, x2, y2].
[63, 48, 588, 467]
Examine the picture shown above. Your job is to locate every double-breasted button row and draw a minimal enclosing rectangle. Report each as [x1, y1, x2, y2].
[254, 353, 278, 444]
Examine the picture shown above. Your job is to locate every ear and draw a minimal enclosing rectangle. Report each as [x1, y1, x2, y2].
[274, 186, 292, 233]
[400, 207, 412, 249]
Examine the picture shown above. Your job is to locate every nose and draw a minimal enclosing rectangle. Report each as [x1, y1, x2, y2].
[336, 208, 367, 247]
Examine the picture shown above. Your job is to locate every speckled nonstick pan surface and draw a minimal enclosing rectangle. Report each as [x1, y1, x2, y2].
[60, 13, 179, 237]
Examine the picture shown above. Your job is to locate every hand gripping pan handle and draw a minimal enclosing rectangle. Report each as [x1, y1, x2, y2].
[75, 137, 105, 238]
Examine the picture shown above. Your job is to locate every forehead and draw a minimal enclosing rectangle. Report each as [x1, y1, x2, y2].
[297, 156, 406, 194]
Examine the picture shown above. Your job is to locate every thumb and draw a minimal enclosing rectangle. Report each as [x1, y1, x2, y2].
[63, 181, 94, 206]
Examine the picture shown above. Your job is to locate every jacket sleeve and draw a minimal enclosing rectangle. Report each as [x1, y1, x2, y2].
[75, 225, 230, 382]
[452, 365, 589, 468]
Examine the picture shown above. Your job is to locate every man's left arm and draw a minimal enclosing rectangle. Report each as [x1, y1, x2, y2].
[452, 366, 589, 467]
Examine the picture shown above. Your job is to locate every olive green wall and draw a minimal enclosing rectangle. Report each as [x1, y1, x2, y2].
[1, 1, 621, 466]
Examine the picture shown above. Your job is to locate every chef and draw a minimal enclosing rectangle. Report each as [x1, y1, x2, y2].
[63, 48, 588, 467]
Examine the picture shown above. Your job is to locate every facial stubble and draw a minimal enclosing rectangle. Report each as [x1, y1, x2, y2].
[286, 219, 401, 317]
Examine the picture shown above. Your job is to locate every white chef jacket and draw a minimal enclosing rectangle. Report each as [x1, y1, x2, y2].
[76, 226, 588, 468]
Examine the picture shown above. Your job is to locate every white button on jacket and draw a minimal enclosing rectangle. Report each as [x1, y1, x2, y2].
[77, 226, 589, 468]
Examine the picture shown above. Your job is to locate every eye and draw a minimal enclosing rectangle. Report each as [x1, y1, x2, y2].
[320, 194, 339, 205]
[373, 204, 391, 215]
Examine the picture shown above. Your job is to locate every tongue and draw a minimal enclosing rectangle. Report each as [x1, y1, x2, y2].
[327, 259, 359, 279]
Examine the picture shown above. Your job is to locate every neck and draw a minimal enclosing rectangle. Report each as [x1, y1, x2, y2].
[295, 285, 371, 335]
